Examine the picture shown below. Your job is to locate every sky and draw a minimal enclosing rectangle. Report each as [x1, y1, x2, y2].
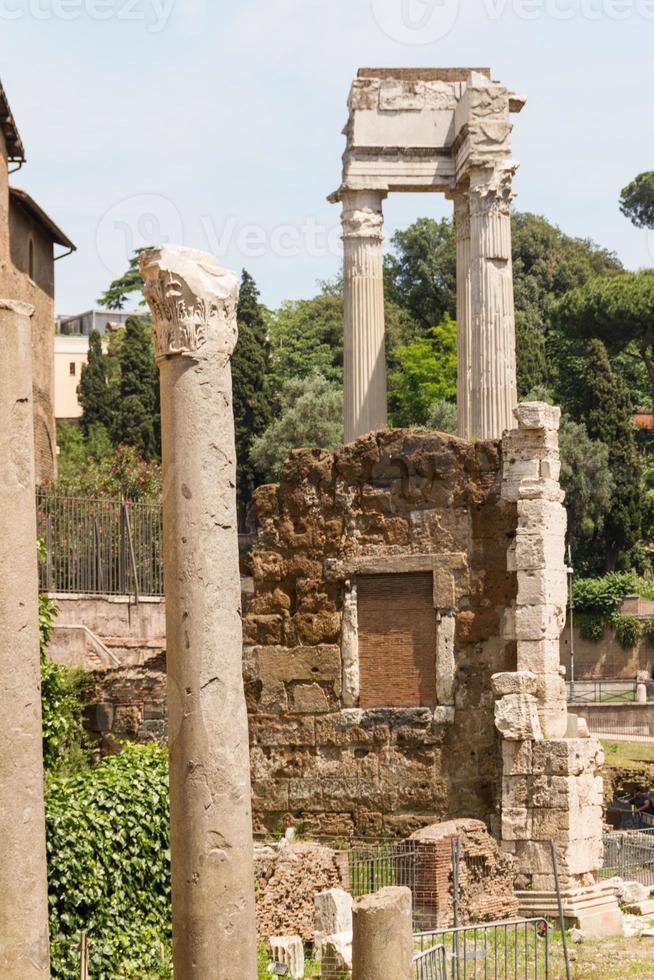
[1, 0, 652, 315]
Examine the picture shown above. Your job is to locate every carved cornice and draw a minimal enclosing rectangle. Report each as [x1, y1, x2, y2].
[469, 164, 517, 220]
[140, 247, 238, 360]
[341, 205, 384, 241]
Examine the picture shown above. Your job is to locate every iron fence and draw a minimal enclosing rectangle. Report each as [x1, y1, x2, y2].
[36, 492, 164, 598]
[600, 828, 654, 886]
[574, 714, 653, 740]
[414, 918, 551, 980]
[566, 680, 638, 704]
[414, 942, 447, 980]
[348, 841, 441, 931]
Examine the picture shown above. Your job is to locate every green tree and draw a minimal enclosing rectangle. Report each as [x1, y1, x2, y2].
[250, 374, 342, 482]
[384, 217, 456, 332]
[554, 270, 654, 406]
[232, 271, 272, 527]
[388, 314, 457, 427]
[268, 292, 344, 388]
[78, 330, 113, 434]
[558, 417, 614, 568]
[426, 399, 458, 434]
[578, 339, 643, 570]
[620, 172, 654, 229]
[98, 249, 146, 310]
[112, 316, 160, 460]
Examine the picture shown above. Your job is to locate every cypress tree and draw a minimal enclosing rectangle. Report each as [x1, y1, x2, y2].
[78, 330, 113, 434]
[232, 270, 271, 529]
[111, 316, 160, 460]
[580, 338, 642, 569]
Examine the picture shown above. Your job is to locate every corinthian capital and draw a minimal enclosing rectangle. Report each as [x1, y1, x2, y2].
[139, 245, 239, 360]
[341, 190, 385, 241]
[468, 163, 518, 219]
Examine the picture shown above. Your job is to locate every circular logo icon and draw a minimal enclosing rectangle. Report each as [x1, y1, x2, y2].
[96, 193, 184, 276]
[370, 0, 460, 44]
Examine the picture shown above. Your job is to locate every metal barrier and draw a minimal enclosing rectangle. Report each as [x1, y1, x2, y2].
[414, 918, 551, 980]
[600, 828, 654, 886]
[36, 492, 164, 598]
[414, 943, 447, 980]
[567, 680, 638, 704]
[348, 840, 442, 931]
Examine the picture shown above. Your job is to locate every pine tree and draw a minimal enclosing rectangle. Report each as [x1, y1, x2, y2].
[111, 316, 160, 460]
[78, 330, 113, 435]
[232, 270, 271, 529]
[579, 339, 642, 570]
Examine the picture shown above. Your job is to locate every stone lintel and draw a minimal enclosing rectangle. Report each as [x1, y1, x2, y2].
[357, 68, 491, 82]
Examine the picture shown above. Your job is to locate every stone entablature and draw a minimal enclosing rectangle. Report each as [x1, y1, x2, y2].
[330, 68, 524, 444]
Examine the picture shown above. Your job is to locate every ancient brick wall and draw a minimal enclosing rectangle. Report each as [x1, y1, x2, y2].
[244, 429, 518, 838]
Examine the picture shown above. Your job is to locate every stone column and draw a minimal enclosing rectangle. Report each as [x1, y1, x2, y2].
[342, 189, 387, 444]
[468, 166, 518, 440]
[140, 246, 257, 980]
[452, 191, 472, 440]
[352, 886, 413, 980]
[0, 299, 51, 978]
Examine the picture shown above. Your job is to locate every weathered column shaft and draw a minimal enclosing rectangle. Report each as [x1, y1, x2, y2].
[453, 192, 472, 440]
[141, 247, 257, 980]
[469, 166, 518, 440]
[352, 886, 413, 980]
[0, 299, 51, 978]
[342, 190, 387, 444]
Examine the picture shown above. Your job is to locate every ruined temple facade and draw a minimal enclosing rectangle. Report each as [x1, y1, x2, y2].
[244, 427, 516, 839]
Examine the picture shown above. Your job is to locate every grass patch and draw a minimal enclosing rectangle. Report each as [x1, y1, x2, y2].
[601, 740, 654, 768]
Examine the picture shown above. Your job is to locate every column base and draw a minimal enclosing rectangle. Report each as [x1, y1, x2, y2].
[516, 884, 623, 938]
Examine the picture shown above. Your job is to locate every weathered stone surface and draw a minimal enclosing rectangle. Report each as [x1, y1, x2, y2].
[315, 888, 353, 942]
[141, 246, 257, 979]
[269, 936, 304, 979]
[491, 671, 537, 697]
[513, 402, 561, 431]
[494, 694, 543, 740]
[318, 932, 353, 974]
[0, 299, 51, 978]
[352, 886, 413, 980]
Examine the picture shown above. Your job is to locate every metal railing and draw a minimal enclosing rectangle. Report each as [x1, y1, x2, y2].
[348, 841, 440, 931]
[414, 942, 447, 980]
[573, 714, 653, 740]
[414, 918, 551, 980]
[37, 492, 164, 598]
[600, 828, 654, 886]
[567, 680, 638, 704]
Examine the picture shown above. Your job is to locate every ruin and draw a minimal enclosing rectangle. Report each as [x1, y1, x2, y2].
[141, 246, 258, 978]
[0, 299, 51, 977]
[330, 68, 522, 443]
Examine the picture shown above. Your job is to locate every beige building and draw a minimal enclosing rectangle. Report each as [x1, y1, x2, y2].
[0, 78, 75, 482]
[54, 334, 90, 422]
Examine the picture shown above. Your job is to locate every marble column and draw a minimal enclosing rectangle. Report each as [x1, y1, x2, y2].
[140, 246, 257, 980]
[352, 887, 413, 980]
[452, 191, 472, 440]
[0, 299, 51, 979]
[468, 166, 518, 440]
[341, 189, 387, 443]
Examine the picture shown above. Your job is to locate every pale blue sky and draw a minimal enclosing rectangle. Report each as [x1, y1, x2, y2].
[1, 0, 652, 314]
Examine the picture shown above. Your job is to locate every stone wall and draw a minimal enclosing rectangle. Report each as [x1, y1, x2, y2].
[560, 625, 654, 680]
[244, 428, 518, 837]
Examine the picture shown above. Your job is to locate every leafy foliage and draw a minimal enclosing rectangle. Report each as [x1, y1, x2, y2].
[620, 171, 654, 230]
[232, 271, 272, 527]
[78, 331, 114, 434]
[111, 316, 160, 460]
[642, 617, 654, 643]
[46, 743, 171, 978]
[250, 374, 342, 481]
[578, 615, 606, 643]
[388, 315, 457, 427]
[572, 572, 654, 616]
[48, 441, 162, 501]
[41, 659, 91, 775]
[384, 217, 456, 331]
[426, 399, 458, 434]
[612, 613, 642, 650]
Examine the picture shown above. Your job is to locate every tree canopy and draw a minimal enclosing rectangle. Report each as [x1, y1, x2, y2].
[620, 171, 654, 229]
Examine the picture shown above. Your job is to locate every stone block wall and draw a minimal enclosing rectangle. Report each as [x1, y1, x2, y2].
[244, 428, 518, 837]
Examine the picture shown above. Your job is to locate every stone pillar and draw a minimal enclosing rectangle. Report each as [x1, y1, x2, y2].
[140, 246, 257, 980]
[453, 191, 472, 440]
[352, 886, 413, 980]
[0, 299, 51, 978]
[468, 166, 518, 440]
[342, 189, 387, 444]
